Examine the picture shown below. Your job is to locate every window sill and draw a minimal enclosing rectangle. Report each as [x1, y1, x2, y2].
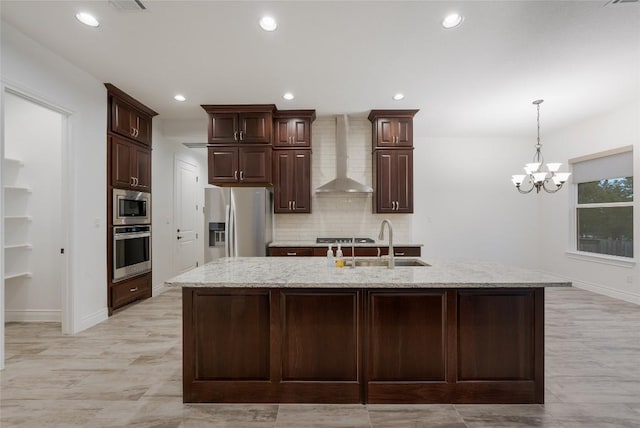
[565, 251, 636, 268]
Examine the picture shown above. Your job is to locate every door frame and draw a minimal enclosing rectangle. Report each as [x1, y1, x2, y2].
[1, 82, 73, 369]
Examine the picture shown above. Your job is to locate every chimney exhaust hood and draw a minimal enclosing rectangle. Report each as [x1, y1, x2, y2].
[316, 115, 373, 194]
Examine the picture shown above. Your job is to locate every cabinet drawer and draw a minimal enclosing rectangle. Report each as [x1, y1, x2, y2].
[111, 274, 151, 309]
[269, 247, 314, 257]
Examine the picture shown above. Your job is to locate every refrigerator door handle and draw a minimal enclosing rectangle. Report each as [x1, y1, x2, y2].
[224, 203, 231, 257]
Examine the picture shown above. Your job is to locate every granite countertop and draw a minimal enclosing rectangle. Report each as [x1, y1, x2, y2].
[269, 241, 423, 247]
[165, 257, 571, 289]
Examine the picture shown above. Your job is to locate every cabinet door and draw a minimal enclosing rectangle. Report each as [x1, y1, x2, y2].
[239, 112, 271, 144]
[376, 118, 397, 147]
[374, 150, 413, 214]
[133, 114, 152, 146]
[375, 151, 395, 213]
[208, 147, 239, 184]
[111, 98, 136, 141]
[395, 150, 413, 212]
[133, 146, 151, 192]
[111, 136, 134, 189]
[239, 147, 271, 184]
[274, 118, 311, 148]
[273, 151, 294, 212]
[395, 118, 413, 147]
[291, 151, 311, 212]
[209, 113, 239, 144]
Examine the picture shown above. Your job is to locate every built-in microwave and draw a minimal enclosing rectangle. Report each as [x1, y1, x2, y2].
[113, 225, 151, 282]
[113, 189, 150, 225]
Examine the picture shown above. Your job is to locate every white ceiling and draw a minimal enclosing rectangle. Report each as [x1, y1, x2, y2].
[1, 1, 639, 137]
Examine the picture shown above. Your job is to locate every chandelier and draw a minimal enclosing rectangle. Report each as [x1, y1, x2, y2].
[511, 100, 571, 194]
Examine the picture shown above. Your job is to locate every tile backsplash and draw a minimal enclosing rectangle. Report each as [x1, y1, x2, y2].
[274, 116, 411, 242]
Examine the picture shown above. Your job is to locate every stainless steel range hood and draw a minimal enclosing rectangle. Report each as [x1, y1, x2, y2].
[316, 115, 373, 193]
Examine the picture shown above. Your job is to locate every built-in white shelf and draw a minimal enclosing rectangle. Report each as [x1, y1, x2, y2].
[4, 185, 32, 192]
[3, 158, 24, 166]
[4, 272, 33, 280]
[4, 244, 33, 250]
[4, 216, 33, 221]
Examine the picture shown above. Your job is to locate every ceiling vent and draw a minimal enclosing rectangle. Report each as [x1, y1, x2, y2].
[109, 0, 147, 11]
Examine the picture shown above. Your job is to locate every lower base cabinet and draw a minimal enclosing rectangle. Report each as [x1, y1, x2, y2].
[182, 287, 544, 404]
[110, 273, 151, 312]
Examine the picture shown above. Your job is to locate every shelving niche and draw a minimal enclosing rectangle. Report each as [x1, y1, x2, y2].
[3, 158, 33, 281]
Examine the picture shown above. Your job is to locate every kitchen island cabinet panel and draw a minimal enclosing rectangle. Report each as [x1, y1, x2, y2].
[368, 291, 446, 381]
[188, 290, 271, 381]
[457, 290, 535, 382]
[281, 291, 360, 381]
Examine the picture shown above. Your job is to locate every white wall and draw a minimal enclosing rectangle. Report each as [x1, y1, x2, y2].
[275, 117, 412, 242]
[539, 99, 640, 303]
[411, 126, 540, 268]
[4, 92, 62, 321]
[1, 22, 108, 333]
[151, 120, 207, 293]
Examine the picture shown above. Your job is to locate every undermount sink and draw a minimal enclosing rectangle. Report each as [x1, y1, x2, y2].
[346, 258, 430, 268]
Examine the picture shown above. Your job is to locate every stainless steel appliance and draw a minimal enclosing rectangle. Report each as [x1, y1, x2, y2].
[113, 189, 151, 225]
[316, 237, 375, 244]
[113, 225, 151, 281]
[204, 187, 273, 259]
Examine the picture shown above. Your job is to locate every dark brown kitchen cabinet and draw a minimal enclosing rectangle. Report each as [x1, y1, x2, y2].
[369, 110, 418, 214]
[374, 150, 413, 213]
[368, 110, 419, 148]
[106, 84, 156, 147]
[111, 135, 151, 192]
[202, 105, 276, 144]
[208, 146, 272, 185]
[273, 150, 311, 213]
[273, 110, 316, 148]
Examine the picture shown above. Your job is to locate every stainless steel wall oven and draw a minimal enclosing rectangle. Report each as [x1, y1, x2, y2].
[113, 225, 151, 281]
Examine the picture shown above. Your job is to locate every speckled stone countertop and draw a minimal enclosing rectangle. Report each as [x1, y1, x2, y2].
[165, 257, 571, 289]
[268, 241, 423, 247]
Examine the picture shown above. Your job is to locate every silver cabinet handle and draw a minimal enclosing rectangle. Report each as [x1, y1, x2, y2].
[131, 177, 135, 186]
[396, 252, 405, 256]
[288, 201, 292, 210]
[131, 128, 135, 137]
[130, 287, 138, 292]
[240, 171, 244, 181]
[134, 128, 139, 137]
[234, 170, 238, 180]
[293, 200, 296, 210]
[239, 130, 244, 140]
[287, 252, 297, 256]
[234, 131, 238, 141]
[135, 177, 139, 186]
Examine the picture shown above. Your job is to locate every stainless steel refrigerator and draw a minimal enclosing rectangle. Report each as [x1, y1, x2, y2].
[204, 187, 273, 261]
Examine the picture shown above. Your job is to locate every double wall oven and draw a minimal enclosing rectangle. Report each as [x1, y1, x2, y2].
[113, 189, 151, 282]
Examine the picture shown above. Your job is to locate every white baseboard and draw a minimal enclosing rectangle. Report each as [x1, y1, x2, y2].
[5, 309, 61, 322]
[572, 279, 640, 305]
[153, 282, 169, 296]
[73, 307, 108, 334]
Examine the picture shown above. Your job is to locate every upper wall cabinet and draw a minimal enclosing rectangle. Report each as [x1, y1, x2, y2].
[106, 84, 158, 147]
[368, 110, 419, 149]
[273, 110, 316, 148]
[202, 105, 276, 144]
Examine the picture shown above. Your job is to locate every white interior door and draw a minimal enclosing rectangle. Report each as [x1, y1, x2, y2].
[174, 157, 199, 274]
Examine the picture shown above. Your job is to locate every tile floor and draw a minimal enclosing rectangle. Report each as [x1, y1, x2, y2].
[1, 286, 639, 427]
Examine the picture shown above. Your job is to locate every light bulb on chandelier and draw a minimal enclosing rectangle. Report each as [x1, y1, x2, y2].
[512, 100, 571, 194]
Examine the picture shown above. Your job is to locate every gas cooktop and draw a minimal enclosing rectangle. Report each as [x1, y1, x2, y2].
[316, 237, 375, 244]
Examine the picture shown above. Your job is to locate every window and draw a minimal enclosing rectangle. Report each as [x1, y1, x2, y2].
[572, 149, 633, 258]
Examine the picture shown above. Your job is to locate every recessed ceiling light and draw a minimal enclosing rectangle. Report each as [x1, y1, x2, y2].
[259, 16, 277, 31]
[393, 93, 405, 101]
[75, 12, 99, 27]
[442, 13, 463, 29]
[174, 94, 186, 102]
[283, 92, 294, 101]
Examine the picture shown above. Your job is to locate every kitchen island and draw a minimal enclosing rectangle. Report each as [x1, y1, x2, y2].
[166, 257, 570, 404]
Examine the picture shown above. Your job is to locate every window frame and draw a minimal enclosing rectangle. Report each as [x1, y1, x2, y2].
[566, 146, 635, 267]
